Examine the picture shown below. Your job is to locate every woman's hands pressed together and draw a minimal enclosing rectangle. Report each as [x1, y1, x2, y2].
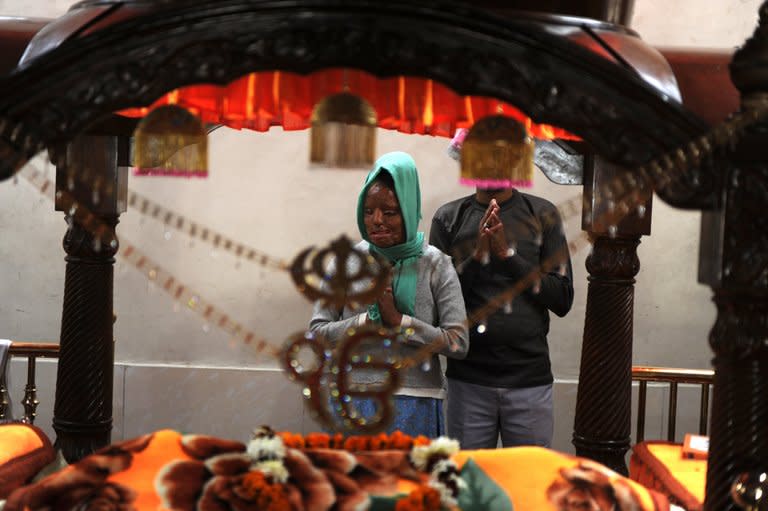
[376, 276, 404, 327]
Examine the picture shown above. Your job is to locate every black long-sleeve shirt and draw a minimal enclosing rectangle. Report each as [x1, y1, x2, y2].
[430, 191, 574, 388]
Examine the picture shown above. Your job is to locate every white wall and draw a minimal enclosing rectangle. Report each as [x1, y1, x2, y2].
[633, 0, 762, 48]
[0, 0, 762, 452]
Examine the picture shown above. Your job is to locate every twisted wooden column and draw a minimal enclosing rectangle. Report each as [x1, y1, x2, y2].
[705, 296, 768, 510]
[52, 135, 127, 462]
[701, 4, 768, 508]
[54, 215, 118, 462]
[573, 236, 639, 475]
[573, 156, 650, 475]
[700, 123, 768, 510]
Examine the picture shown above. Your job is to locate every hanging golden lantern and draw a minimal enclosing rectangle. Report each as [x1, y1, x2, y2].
[310, 92, 377, 168]
[132, 104, 208, 177]
[460, 115, 535, 188]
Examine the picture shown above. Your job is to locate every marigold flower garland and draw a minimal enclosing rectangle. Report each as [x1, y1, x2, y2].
[280, 430, 465, 510]
[396, 485, 444, 511]
[228, 426, 293, 510]
[279, 430, 431, 451]
[238, 471, 292, 510]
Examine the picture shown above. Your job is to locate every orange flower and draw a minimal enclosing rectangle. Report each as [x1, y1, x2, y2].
[278, 432, 305, 449]
[422, 487, 442, 509]
[331, 433, 345, 449]
[240, 471, 269, 498]
[343, 435, 371, 452]
[305, 433, 330, 449]
[239, 470, 292, 511]
[395, 485, 443, 511]
[389, 430, 413, 450]
[369, 433, 390, 450]
[413, 436, 431, 447]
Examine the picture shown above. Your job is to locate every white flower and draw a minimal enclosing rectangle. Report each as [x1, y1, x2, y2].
[431, 459, 466, 487]
[409, 436, 460, 471]
[430, 437, 461, 457]
[430, 458, 467, 506]
[247, 435, 286, 462]
[429, 480, 459, 509]
[254, 459, 290, 484]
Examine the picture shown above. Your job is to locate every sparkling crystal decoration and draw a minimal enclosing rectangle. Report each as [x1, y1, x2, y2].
[282, 326, 402, 432]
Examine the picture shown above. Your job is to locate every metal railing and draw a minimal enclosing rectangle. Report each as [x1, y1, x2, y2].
[632, 366, 714, 443]
[0, 341, 60, 425]
[0, 349, 718, 437]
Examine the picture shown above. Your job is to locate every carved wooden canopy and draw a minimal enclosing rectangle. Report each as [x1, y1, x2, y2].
[0, 0, 712, 207]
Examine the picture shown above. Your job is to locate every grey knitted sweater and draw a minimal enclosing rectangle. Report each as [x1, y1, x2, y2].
[309, 240, 469, 395]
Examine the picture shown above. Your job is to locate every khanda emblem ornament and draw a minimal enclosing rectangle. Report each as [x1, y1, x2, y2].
[282, 326, 403, 433]
[285, 235, 401, 431]
[290, 235, 391, 309]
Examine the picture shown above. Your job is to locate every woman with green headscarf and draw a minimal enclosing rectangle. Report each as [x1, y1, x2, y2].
[310, 151, 469, 438]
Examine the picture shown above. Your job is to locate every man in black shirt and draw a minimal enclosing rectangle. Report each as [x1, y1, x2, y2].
[430, 186, 574, 448]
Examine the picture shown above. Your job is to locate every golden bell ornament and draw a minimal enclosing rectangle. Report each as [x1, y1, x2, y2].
[460, 115, 535, 188]
[310, 92, 377, 168]
[132, 104, 208, 177]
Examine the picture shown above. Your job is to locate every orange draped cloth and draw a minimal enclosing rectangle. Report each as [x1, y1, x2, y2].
[5, 430, 671, 510]
[118, 69, 579, 141]
[455, 447, 667, 511]
[0, 423, 56, 498]
[630, 441, 707, 511]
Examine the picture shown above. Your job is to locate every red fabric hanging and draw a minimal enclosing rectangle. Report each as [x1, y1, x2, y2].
[118, 68, 578, 140]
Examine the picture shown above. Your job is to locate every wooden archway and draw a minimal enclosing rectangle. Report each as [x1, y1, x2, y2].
[0, 2, 765, 509]
[0, 1, 710, 206]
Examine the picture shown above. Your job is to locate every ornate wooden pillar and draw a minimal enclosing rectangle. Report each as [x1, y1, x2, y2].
[53, 135, 128, 463]
[700, 5, 768, 508]
[573, 156, 652, 475]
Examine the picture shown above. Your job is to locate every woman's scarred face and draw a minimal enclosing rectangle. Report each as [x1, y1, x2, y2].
[363, 182, 405, 248]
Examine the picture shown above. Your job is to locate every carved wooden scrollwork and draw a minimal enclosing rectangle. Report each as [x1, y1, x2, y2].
[0, 1, 711, 207]
[585, 237, 641, 281]
[722, 162, 768, 289]
[703, 4, 768, 508]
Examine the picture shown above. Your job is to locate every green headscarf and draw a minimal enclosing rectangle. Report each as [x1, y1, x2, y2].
[356, 152, 424, 323]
